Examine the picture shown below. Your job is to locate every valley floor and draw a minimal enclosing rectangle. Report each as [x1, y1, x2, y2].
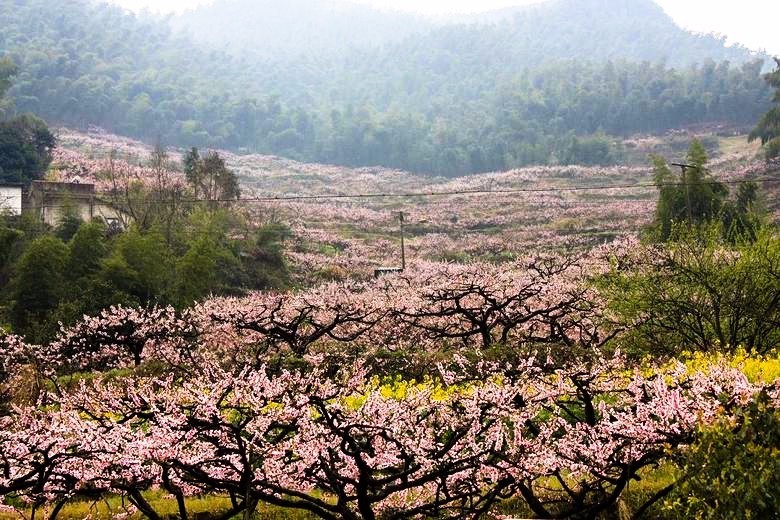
[52, 128, 778, 286]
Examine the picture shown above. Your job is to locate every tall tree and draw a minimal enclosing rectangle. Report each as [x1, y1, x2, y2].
[651, 139, 728, 241]
[183, 149, 241, 206]
[8, 236, 68, 341]
[749, 57, 780, 159]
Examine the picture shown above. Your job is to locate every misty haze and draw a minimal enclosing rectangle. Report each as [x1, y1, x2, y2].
[0, 1, 779, 519]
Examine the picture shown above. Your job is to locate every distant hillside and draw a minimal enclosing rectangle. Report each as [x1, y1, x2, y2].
[177, 0, 768, 112]
[0, 0, 773, 176]
[171, 0, 430, 59]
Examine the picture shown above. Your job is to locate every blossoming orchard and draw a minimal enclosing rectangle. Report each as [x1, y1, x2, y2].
[1, 125, 779, 519]
[1, 240, 779, 519]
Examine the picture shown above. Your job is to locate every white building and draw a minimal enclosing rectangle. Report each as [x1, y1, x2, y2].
[0, 183, 23, 216]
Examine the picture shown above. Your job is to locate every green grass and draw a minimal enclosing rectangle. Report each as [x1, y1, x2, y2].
[717, 135, 759, 156]
[0, 491, 316, 520]
[1, 468, 680, 520]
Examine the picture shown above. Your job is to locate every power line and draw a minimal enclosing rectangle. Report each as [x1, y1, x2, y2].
[24, 175, 780, 210]
[219, 176, 780, 202]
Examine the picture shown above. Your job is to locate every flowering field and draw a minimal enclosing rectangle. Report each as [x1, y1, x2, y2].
[49, 128, 778, 286]
[0, 128, 771, 518]
[2, 232, 780, 518]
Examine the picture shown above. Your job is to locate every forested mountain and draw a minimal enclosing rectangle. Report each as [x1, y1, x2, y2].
[453, 0, 758, 67]
[171, 0, 428, 59]
[178, 0, 760, 68]
[0, 0, 773, 176]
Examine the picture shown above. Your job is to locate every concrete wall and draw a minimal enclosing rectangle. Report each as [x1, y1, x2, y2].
[27, 182, 129, 228]
[30, 181, 96, 227]
[37, 199, 128, 228]
[0, 185, 23, 216]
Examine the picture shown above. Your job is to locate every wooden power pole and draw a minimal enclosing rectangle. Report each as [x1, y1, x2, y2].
[672, 163, 696, 224]
[399, 211, 406, 271]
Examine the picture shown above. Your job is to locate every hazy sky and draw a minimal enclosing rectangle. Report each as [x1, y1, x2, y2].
[112, 0, 780, 55]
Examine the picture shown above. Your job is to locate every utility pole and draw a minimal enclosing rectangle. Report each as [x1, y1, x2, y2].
[672, 163, 695, 224]
[372, 211, 408, 278]
[399, 211, 406, 271]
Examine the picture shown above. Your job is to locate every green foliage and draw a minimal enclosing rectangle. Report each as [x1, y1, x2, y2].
[0, 114, 55, 184]
[183, 148, 240, 202]
[559, 134, 620, 166]
[8, 235, 68, 342]
[104, 228, 174, 306]
[650, 140, 762, 242]
[66, 220, 108, 280]
[0, 56, 17, 116]
[0, 224, 23, 288]
[0, 55, 55, 184]
[241, 222, 292, 290]
[54, 198, 84, 242]
[0, 206, 291, 339]
[721, 181, 767, 242]
[665, 393, 780, 519]
[173, 210, 242, 306]
[175, 236, 231, 306]
[749, 57, 780, 159]
[600, 228, 780, 357]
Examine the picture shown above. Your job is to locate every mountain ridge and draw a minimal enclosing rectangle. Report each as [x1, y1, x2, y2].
[172, 0, 764, 67]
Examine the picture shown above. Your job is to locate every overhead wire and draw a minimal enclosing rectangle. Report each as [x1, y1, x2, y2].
[22, 175, 780, 210]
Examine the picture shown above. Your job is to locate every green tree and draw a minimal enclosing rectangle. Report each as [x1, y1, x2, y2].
[175, 235, 240, 306]
[8, 235, 68, 341]
[174, 209, 287, 305]
[651, 140, 729, 241]
[665, 393, 780, 519]
[721, 181, 766, 242]
[0, 114, 56, 184]
[98, 228, 174, 307]
[54, 198, 84, 242]
[183, 149, 241, 204]
[67, 221, 108, 280]
[183, 147, 203, 197]
[0, 223, 23, 288]
[242, 223, 291, 290]
[749, 57, 780, 159]
[599, 228, 780, 357]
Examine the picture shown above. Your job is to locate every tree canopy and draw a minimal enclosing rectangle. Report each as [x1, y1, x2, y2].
[650, 140, 764, 242]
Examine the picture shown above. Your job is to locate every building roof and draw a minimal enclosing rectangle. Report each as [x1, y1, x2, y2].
[29, 181, 96, 196]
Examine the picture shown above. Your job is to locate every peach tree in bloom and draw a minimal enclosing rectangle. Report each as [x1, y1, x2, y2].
[0, 253, 777, 519]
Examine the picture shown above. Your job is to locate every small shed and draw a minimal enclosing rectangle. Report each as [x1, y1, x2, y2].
[27, 181, 127, 227]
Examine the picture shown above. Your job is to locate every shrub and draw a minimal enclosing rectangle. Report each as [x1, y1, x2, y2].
[664, 393, 780, 519]
[599, 228, 780, 357]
